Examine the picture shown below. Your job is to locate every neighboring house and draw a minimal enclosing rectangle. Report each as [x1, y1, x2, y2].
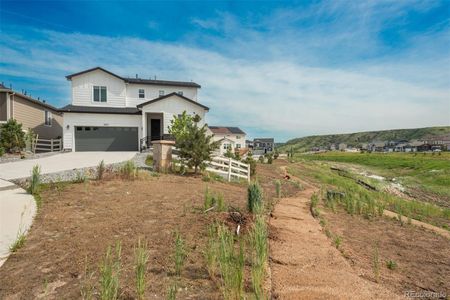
[421, 134, 450, 151]
[0, 83, 63, 139]
[253, 138, 275, 155]
[60, 67, 209, 151]
[246, 140, 254, 149]
[207, 126, 246, 156]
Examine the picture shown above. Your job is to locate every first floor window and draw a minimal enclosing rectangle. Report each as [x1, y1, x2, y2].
[223, 143, 231, 150]
[139, 89, 145, 98]
[93, 86, 107, 102]
[45, 110, 52, 126]
[236, 144, 241, 148]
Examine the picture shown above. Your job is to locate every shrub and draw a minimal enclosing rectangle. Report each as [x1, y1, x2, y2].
[28, 165, 41, 195]
[167, 281, 177, 300]
[134, 238, 149, 300]
[244, 154, 257, 176]
[0, 119, 25, 153]
[334, 235, 342, 249]
[0, 146, 4, 157]
[310, 193, 320, 217]
[74, 170, 87, 183]
[205, 223, 219, 279]
[145, 155, 153, 167]
[120, 160, 137, 180]
[99, 241, 122, 300]
[275, 180, 281, 198]
[386, 259, 397, 270]
[258, 156, 264, 163]
[248, 181, 263, 213]
[266, 153, 273, 164]
[173, 231, 186, 276]
[97, 160, 105, 180]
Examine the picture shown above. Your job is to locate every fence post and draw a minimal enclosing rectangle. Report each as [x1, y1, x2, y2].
[51, 139, 54, 152]
[227, 157, 232, 182]
[247, 163, 251, 183]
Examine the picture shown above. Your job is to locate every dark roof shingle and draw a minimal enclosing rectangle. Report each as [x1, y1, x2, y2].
[208, 126, 246, 135]
[66, 67, 201, 88]
[60, 105, 141, 114]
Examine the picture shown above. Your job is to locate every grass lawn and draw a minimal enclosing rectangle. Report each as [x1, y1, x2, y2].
[295, 152, 450, 203]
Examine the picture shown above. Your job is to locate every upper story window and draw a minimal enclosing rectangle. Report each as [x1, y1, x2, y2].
[139, 89, 145, 98]
[159, 90, 165, 97]
[177, 91, 183, 96]
[44, 110, 52, 126]
[93, 86, 107, 102]
[236, 136, 241, 139]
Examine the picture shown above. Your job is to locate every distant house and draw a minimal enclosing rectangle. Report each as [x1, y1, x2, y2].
[253, 138, 275, 155]
[368, 141, 386, 152]
[207, 126, 246, 156]
[338, 143, 347, 151]
[329, 143, 337, 151]
[0, 83, 63, 139]
[421, 134, 450, 151]
[245, 140, 254, 149]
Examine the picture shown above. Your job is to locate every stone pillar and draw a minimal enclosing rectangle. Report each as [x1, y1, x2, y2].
[152, 140, 176, 172]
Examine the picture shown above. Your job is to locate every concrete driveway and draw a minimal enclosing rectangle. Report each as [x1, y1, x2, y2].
[0, 151, 136, 267]
[0, 151, 137, 180]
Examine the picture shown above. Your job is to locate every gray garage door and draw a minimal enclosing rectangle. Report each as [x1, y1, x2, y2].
[75, 126, 138, 151]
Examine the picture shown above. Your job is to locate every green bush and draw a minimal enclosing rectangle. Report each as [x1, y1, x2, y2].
[0, 146, 4, 157]
[275, 180, 281, 198]
[248, 181, 263, 213]
[0, 119, 25, 153]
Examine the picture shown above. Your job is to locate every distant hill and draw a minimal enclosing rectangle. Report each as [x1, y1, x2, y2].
[278, 126, 450, 152]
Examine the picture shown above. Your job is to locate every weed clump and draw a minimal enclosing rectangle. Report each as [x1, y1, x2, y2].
[99, 241, 122, 300]
[97, 160, 105, 180]
[28, 164, 41, 195]
[120, 160, 137, 180]
[134, 238, 149, 300]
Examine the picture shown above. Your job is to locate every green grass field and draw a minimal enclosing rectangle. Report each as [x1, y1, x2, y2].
[294, 152, 450, 201]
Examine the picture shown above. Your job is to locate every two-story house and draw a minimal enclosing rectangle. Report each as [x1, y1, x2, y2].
[253, 138, 275, 155]
[0, 83, 63, 139]
[207, 126, 246, 156]
[60, 67, 209, 151]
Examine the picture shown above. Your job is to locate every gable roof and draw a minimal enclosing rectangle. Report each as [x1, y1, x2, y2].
[136, 92, 209, 111]
[0, 85, 61, 113]
[254, 138, 274, 143]
[60, 104, 141, 115]
[66, 67, 201, 88]
[209, 126, 246, 135]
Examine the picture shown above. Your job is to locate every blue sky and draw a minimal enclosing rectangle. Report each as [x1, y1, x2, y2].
[1, 0, 449, 141]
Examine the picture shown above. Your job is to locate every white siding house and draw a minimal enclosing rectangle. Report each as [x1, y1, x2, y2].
[61, 67, 208, 151]
[207, 126, 246, 156]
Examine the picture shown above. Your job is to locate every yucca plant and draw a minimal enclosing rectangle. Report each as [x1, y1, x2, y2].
[97, 160, 105, 180]
[99, 241, 122, 300]
[134, 238, 149, 300]
[28, 164, 41, 195]
[248, 181, 263, 213]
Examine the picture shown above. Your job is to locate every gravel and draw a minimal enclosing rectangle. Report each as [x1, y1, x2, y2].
[0, 151, 62, 164]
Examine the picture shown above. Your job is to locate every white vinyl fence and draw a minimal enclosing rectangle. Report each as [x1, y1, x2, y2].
[205, 156, 250, 182]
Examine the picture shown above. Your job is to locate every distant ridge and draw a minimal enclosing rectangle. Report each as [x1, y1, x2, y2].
[278, 126, 450, 152]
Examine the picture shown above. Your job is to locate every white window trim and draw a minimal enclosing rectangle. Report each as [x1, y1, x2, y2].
[44, 110, 52, 127]
[92, 86, 107, 103]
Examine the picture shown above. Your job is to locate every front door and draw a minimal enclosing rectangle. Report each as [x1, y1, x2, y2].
[150, 119, 161, 140]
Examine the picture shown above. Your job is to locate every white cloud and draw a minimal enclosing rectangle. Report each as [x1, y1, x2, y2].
[0, 2, 449, 141]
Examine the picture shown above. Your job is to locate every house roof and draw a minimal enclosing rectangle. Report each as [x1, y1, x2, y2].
[208, 126, 246, 135]
[65, 67, 201, 88]
[0, 85, 61, 113]
[218, 137, 236, 143]
[60, 105, 141, 115]
[254, 138, 274, 143]
[136, 92, 209, 111]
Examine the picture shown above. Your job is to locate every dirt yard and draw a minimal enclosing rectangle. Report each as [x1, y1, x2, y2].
[0, 173, 249, 299]
[323, 209, 450, 298]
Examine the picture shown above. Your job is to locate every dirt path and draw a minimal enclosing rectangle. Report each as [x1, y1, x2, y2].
[269, 169, 403, 299]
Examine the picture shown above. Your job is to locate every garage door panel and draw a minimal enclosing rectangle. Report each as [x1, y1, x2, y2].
[75, 126, 138, 151]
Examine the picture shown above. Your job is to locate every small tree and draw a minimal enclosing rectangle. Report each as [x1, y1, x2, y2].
[169, 112, 219, 174]
[224, 147, 234, 159]
[0, 119, 25, 153]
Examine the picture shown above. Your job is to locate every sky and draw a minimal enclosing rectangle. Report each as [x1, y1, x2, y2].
[0, 0, 449, 142]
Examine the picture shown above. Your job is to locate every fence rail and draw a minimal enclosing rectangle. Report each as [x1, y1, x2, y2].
[205, 156, 250, 182]
[33, 138, 62, 153]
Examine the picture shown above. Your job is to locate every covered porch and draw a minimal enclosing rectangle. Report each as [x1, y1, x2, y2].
[140, 112, 174, 150]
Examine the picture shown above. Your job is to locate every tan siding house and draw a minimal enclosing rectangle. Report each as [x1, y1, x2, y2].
[0, 84, 63, 139]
